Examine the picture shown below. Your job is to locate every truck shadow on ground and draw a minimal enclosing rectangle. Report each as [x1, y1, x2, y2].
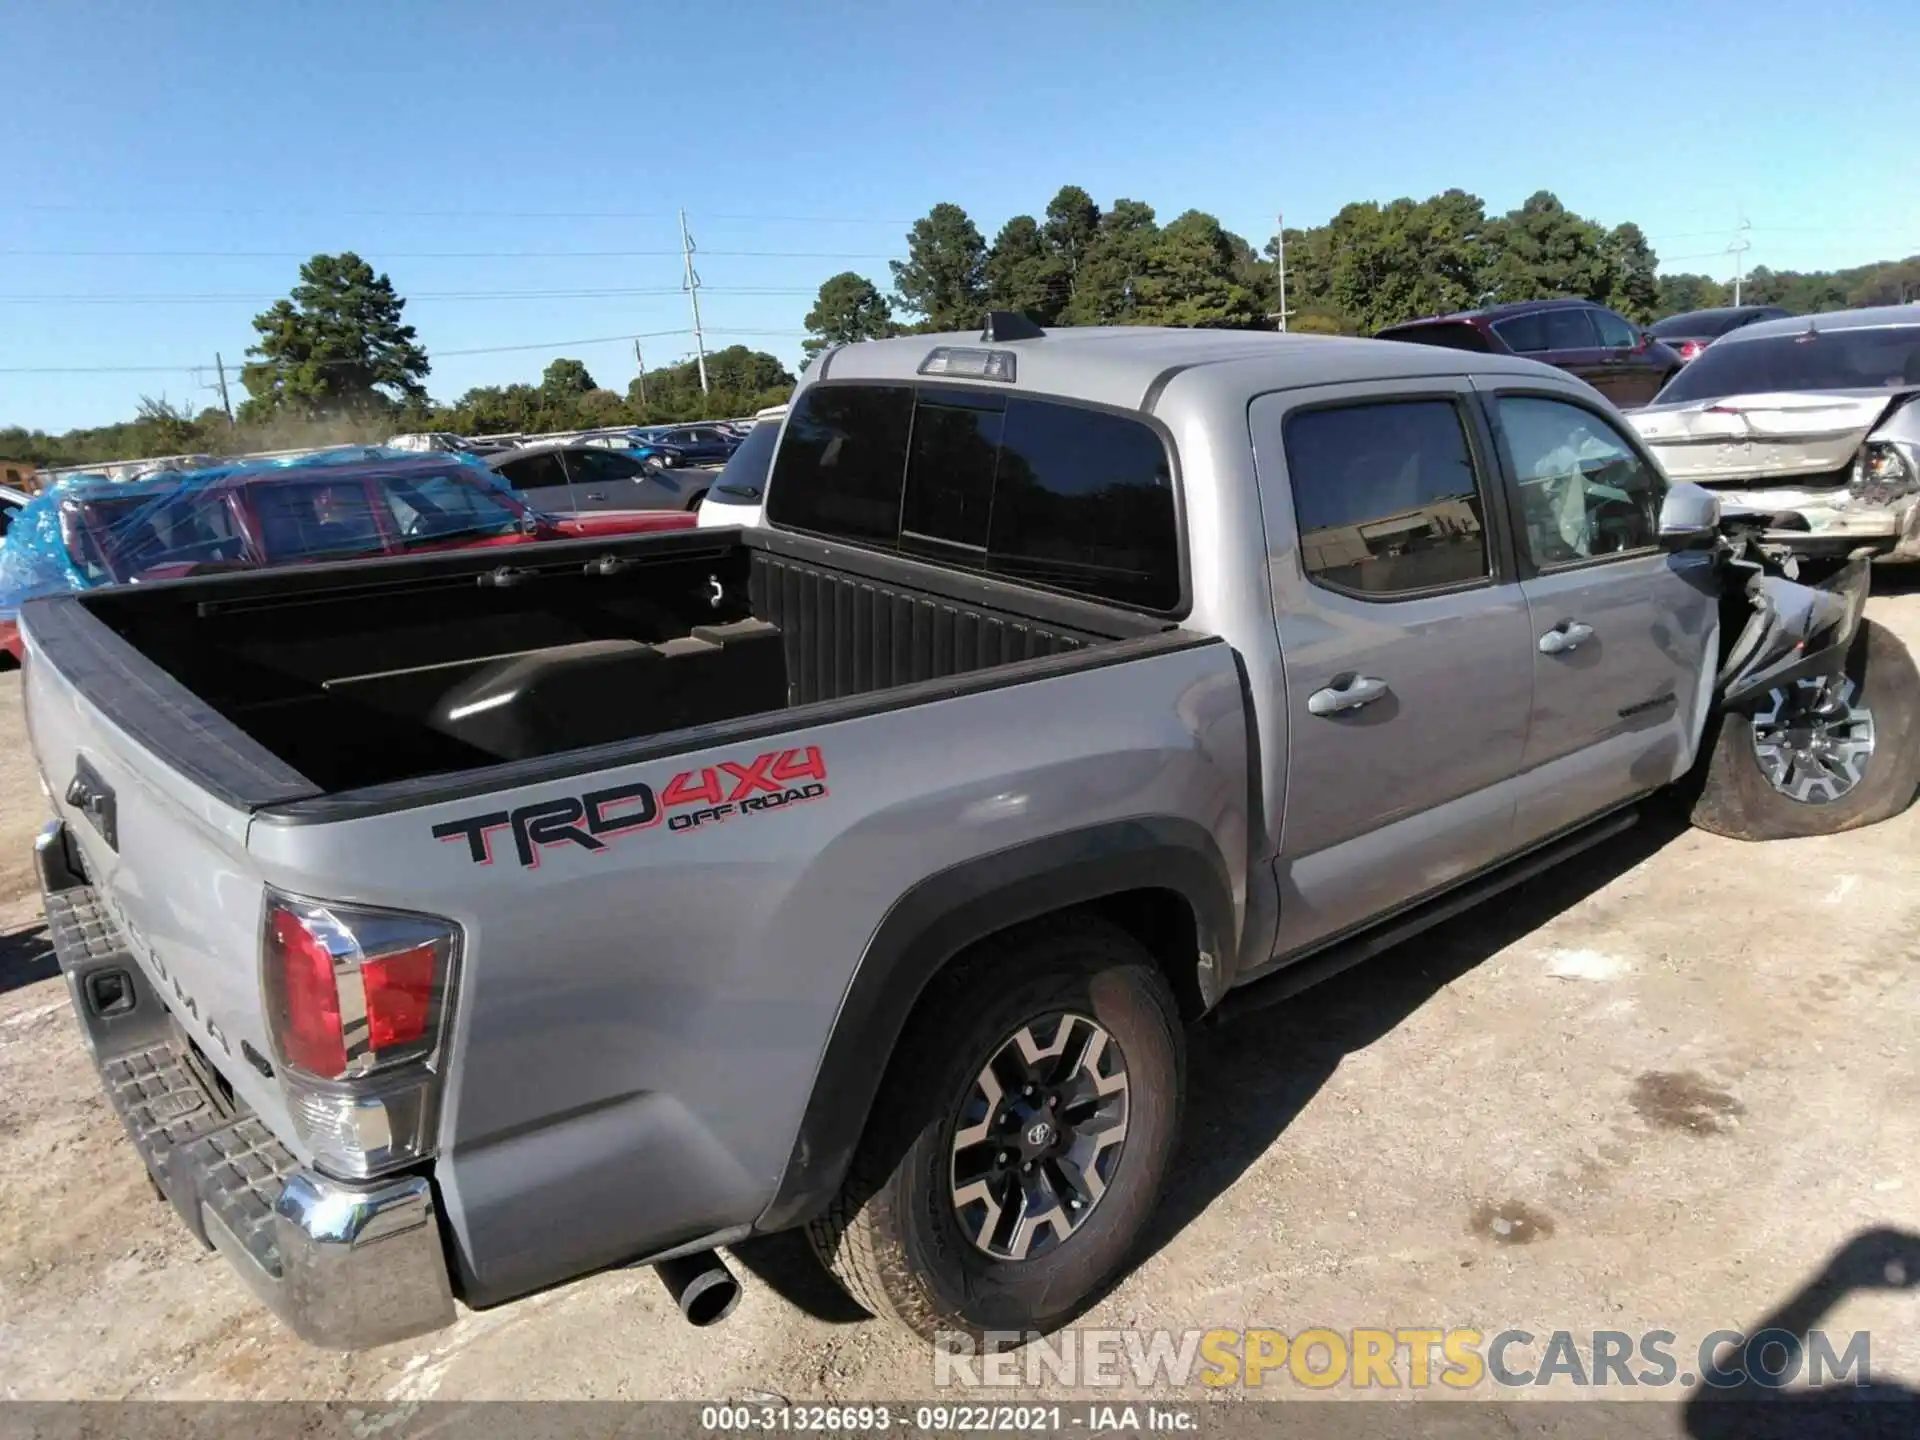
[0, 921, 56, 997]
[1681, 1226, 1920, 1439]
[735, 805, 1695, 1326]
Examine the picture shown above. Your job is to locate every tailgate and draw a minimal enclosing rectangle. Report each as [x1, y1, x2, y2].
[21, 626, 305, 1150]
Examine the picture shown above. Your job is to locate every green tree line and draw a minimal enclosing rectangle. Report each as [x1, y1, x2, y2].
[10, 204, 1919, 469]
[808, 184, 1920, 346]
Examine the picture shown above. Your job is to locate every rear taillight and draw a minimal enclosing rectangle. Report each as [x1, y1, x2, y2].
[1679, 340, 1705, 360]
[262, 890, 459, 1178]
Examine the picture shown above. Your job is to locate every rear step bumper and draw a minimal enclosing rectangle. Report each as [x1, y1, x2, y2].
[36, 821, 457, 1349]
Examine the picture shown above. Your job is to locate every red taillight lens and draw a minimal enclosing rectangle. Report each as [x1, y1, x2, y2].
[1680, 340, 1704, 360]
[269, 907, 348, 1078]
[362, 942, 437, 1050]
[263, 892, 457, 1082]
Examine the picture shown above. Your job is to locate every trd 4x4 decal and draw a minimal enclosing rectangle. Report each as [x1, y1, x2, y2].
[433, 746, 829, 868]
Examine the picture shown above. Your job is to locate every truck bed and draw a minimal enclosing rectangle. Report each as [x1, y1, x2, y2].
[27, 527, 1169, 807]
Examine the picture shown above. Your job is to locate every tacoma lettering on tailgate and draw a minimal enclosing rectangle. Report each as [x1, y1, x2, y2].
[432, 745, 829, 869]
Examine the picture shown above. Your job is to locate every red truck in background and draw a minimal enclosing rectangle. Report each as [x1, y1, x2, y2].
[1, 454, 695, 661]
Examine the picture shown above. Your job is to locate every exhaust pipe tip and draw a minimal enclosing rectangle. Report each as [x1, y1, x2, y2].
[655, 1250, 741, 1326]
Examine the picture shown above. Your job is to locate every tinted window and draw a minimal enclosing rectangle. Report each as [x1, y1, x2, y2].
[769, 384, 915, 544]
[767, 384, 1180, 610]
[1542, 307, 1599, 351]
[1498, 397, 1663, 565]
[988, 399, 1178, 609]
[901, 388, 1001, 551]
[1283, 400, 1488, 596]
[567, 450, 648, 483]
[1493, 313, 1548, 353]
[494, 452, 568, 492]
[1656, 324, 1920, 404]
[1376, 321, 1494, 353]
[1591, 309, 1637, 348]
[711, 418, 781, 499]
[1650, 308, 1751, 340]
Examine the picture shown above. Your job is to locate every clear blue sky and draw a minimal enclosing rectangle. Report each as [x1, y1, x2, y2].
[4, 0, 1917, 432]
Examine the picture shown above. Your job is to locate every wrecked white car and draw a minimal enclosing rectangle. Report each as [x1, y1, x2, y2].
[1628, 305, 1920, 558]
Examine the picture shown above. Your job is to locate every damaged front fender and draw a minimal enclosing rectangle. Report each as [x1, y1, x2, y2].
[1718, 554, 1872, 712]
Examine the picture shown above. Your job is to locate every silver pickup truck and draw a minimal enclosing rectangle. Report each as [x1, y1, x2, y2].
[19, 319, 1920, 1349]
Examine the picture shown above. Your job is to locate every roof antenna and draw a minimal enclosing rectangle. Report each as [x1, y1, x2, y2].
[982, 310, 1045, 342]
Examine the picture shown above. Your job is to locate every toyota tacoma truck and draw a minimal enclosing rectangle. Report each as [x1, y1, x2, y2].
[18, 316, 1920, 1349]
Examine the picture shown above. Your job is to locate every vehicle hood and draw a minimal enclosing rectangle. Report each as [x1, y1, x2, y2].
[1628, 388, 1918, 484]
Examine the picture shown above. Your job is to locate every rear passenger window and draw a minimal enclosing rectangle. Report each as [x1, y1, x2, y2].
[1283, 400, 1489, 597]
[767, 384, 1180, 611]
[1493, 313, 1547, 353]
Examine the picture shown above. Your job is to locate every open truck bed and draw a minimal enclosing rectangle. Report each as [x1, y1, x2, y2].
[28, 525, 1175, 814]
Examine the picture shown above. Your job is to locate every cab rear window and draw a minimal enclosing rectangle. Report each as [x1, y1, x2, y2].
[766, 384, 1182, 612]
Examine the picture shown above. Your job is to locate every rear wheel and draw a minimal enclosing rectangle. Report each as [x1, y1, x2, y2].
[1691, 619, 1920, 840]
[807, 917, 1183, 1340]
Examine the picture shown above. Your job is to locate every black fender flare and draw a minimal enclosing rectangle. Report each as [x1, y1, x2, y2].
[755, 816, 1236, 1232]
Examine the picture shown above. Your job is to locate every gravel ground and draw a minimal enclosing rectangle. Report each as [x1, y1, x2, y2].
[1, 593, 1917, 1412]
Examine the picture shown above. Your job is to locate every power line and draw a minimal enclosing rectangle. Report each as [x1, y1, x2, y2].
[0, 327, 809, 376]
[14, 201, 915, 223]
[0, 285, 823, 304]
[0, 247, 902, 260]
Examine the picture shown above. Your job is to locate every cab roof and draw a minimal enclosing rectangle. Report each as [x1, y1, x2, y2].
[808, 324, 1556, 414]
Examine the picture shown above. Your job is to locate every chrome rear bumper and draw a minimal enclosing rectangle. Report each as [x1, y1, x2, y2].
[36, 820, 456, 1349]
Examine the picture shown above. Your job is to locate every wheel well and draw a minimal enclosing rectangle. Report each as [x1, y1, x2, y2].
[945, 888, 1207, 1024]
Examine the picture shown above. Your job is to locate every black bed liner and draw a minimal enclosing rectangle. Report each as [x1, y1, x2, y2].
[23, 526, 1209, 824]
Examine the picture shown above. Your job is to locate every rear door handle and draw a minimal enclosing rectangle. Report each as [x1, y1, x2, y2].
[1307, 674, 1389, 716]
[1539, 620, 1596, 654]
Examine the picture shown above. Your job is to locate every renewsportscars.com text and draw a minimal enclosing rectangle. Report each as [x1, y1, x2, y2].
[934, 1327, 1872, 1392]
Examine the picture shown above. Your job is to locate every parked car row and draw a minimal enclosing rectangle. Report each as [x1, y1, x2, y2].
[0, 453, 695, 661]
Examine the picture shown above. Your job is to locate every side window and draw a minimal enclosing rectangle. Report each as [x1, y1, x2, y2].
[570, 451, 646, 483]
[249, 479, 386, 559]
[1283, 400, 1490, 597]
[1496, 396, 1665, 566]
[1543, 307, 1599, 351]
[1493, 313, 1547, 353]
[496, 452, 567, 492]
[1591, 309, 1637, 349]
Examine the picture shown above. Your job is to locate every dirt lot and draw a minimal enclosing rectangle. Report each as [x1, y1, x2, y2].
[2, 595, 1919, 1410]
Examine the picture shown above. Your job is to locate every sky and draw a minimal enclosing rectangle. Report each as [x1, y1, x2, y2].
[3, 0, 1917, 433]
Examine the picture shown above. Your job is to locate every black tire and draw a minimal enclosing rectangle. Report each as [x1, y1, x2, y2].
[685, 490, 708, 511]
[806, 915, 1184, 1340]
[1691, 618, 1920, 841]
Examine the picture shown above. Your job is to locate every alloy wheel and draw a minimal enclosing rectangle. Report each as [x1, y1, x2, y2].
[1751, 675, 1876, 804]
[948, 1013, 1130, 1262]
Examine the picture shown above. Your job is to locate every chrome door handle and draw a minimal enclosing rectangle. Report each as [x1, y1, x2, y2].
[1539, 621, 1596, 655]
[1307, 674, 1389, 716]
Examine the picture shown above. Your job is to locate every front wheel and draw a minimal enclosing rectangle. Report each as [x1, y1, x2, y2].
[807, 917, 1184, 1340]
[1690, 618, 1920, 840]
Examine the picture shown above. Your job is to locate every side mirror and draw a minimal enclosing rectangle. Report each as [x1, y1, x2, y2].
[1658, 483, 1722, 549]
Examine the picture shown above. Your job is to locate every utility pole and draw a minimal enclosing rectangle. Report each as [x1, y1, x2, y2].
[214, 352, 235, 427]
[679, 208, 709, 394]
[1728, 213, 1752, 307]
[1275, 213, 1289, 332]
[632, 339, 647, 409]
